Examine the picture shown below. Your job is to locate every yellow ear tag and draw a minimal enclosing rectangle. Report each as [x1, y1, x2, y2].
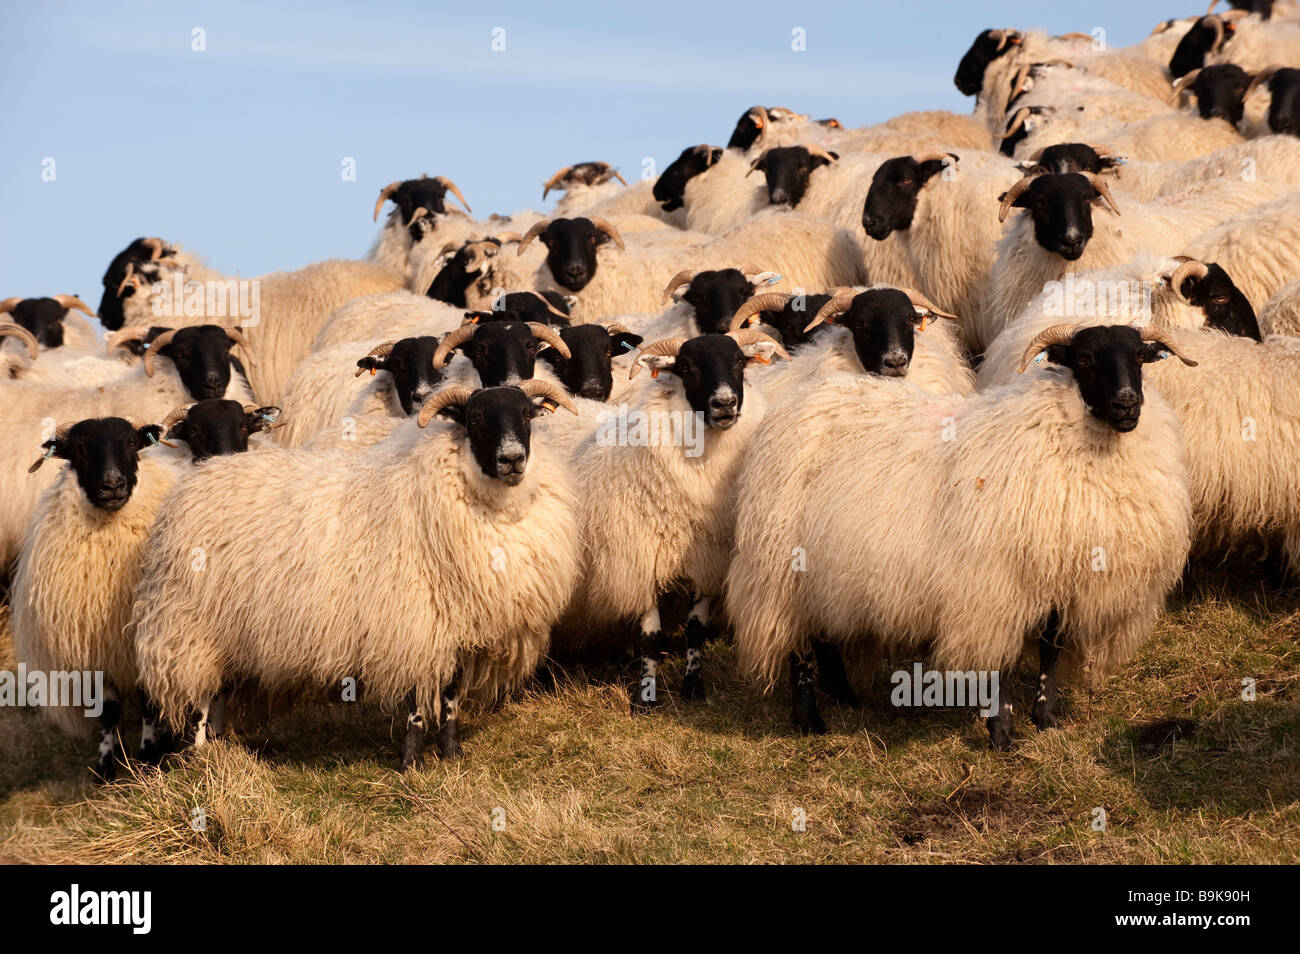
[754, 117, 765, 128]
[541, 399, 557, 412]
[754, 354, 771, 365]
[369, 368, 377, 376]
[650, 368, 660, 379]
[919, 316, 929, 333]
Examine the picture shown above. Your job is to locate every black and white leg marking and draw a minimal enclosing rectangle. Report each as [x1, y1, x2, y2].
[986, 673, 1015, 751]
[790, 650, 825, 736]
[137, 693, 174, 766]
[436, 668, 463, 761]
[812, 639, 859, 707]
[401, 689, 427, 772]
[631, 605, 662, 713]
[680, 595, 710, 702]
[93, 682, 123, 781]
[1031, 611, 1063, 731]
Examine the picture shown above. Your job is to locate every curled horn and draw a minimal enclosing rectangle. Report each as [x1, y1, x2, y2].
[896, 287, 959, 322]
[141, 237, 166, 261]
[160, 404, 194, 431]
[354, 340, 396, 377]
[610, 168, 628, 186]
[748, 105, 770, 137]
[373, 181, 402, 222]
[432, 324, 478, 370]
[1056, 32, 1093, 41]
[526, 322, 571, 358]
[727, 327, 790, 361]
[804, 144, 838, 164]
[987, 29, 1019, 52]
[997, 174, 1038, 222]
[116, 261, 140, 297]
[525, 290, 570, 321]
[661, 270, 695, 304]
[914, 151, 959, 168]
[432, 176, 471, 213]
[1245, 67, 1278, 102]
[494, 231, 523, 245]
[1140, 326, 1198, 366]
[0, 297, 21, 315]
[730, 292, 792, 332]
[600, 320, 634, 335]
[1171, 68, 1202, 102]
[1165, 259, 1210, 305]
[629, 337, 687, 379]
[1017, 323, 1080, 372]
[542, 165, 573, 199]
[1009, 63, 1033, 103]
[803, 290, 859, 333]
[28, 422, 76, 471]
[106, 325, 152, 355]
[416, 386, 477, 427]
[999, 106, 1033, 140]
[225, 326, 254, 369]
[589, 217, 625, 251]
[517, 219, 552, 255]
[142, 328, 178, 376]
[745, 150, 768, 177]
[0, 322, 39, 360]
[51, 294, 98, 318]
[1206, 16, 1226, 54]
[518, 378, 579, 415]
[463, 241, 495, 274]
[1084, 173, 1121, 216]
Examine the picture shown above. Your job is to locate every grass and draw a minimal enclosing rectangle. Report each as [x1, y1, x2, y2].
[1, 568, 1296, 864]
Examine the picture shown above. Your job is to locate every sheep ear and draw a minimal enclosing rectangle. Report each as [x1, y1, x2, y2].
[639, 353, 677, 376]
[28, 439, 62, 472]
[1140, 342, 1172, 363]
[437, 404, 467, 426]
[356, 356, 387, 375]
[247, 406, 281, 432]
[165, 421, 189, 442]
[741, 341, 780, 363]
[529, 393, 560, 416]
[611, 331, 643, 354]
[136, 424, 164, 450]
[918, 158, 950, 184]
[1043, 343, 1073, 367]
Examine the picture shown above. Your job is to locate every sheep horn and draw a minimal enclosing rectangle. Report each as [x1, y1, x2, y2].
[1171, 69, 1202, 102]
[748, 105, 770, 139]
[661, 270, 695, 304]
[526, 290, 570, 321]
[542, 165, 574, 199]
[804, 144, 838, 164]
[243, 403, 284, 428]
[1085, 173, 1121, 216]
[116, 262, 140, 297]
[106, 325, 152, 355]
[373, 180, 402, 222]
[896, 287, 959, 321]
[988, 29, 1019, 52]
[1165, 259, 1210, 305]
[1245, 67, 1278, 102]
[730, 292, 792, 332]
[432, 324, 478, 370]
[610, 169, 628, 186]
[1056, 32, 1093, 41]
[1140, 326, 1198, 366]
[143, 328, 178, 376]
[804, 290, 859, 333]
[727, 328, 790, 361]
[527, 322, 571, 358]
[997, 174, 1038, 223]
[160, 404, 194, 431]
[0, 297, 21, 315]
[51, 294, 98, 318]
[1206, 16, 1226, 54]
[517, 220, 551, 255]
[432, 176, 471, 213]
[999, 106, 1032, 140]
[416, 386, 478, 427]
[1009, 63, 1034, 104]
[629, 337, 688, 379]
[494, 231, 523, 245]
[0, 322, 39, 360]
[745, 151, 768, 177]
[517, 378, 579, 415]
[914, 151, 960, 167]
[600, 321, 634, 335]
[589, 217, 625, 251]
[1017, 323, 1081, 372]
[354, 340, 397, 377]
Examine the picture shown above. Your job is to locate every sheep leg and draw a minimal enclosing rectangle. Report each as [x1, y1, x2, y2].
[630, 605, 662, 713]
[985, 679, 1015, 752]
[193, 698, 212, 747]
[813, 639, 860, 707]
[92, 682, 123, 782]
[1031, 611, 1063, 731]
[137, 693, 174, 765]
[790, 651, 826, 736]
[400, 690, 427, 772]
[680, 595, 710, 702]
[435, 669, 463, 760]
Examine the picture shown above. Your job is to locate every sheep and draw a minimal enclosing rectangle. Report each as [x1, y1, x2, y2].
[0, 296, 133, 385]
[979, 275, 1300, 583]
[1003, 101, 1247, 162]
[0, 324, 255, 581]
[979, 170, 1289, 350]
[861, 151, 1023, 345]
[1205, 11, 1300, 73]
[653, 144, 725, 213]
[726, 323, 1196, 744]
[540, 161, 683, 226]
[130, 379, 582, 768]
[312, 290, 467, 351]
[555, 328, 788, 705]
[10, 403, 278, 777]
[1176, 189, 1300, 311]
[368, 174, 476, 278]
[1259, 276, 1300, 335]
[519, 211, 868, 323]
[1243, 66, 1300, 134]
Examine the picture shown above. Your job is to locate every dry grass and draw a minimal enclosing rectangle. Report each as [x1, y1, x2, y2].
[1, 569, 1297, 864]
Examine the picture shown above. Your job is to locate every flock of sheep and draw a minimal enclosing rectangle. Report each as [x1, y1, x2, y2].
[3, 2, 1300, 775]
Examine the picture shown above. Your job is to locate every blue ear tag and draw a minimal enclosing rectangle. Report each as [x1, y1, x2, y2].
[259, 411, 278, 422]
[1114, 157, 1128, 166]
[765, 274, 783, 286]
[147, 432, 161, 447]
[42, 445, 54, 460]
[620, 340, 636, 351]
[1033, 351, 1047, 365]
[1158, 349, 1171, 359]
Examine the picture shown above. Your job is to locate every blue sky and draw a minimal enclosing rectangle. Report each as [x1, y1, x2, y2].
[1, 1, 1176, 299]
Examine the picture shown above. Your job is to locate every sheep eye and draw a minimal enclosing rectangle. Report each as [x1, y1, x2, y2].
[1075, 355, 1091, 368]
[1211, 294, 1228, 304]
[898, 178, 913, 186]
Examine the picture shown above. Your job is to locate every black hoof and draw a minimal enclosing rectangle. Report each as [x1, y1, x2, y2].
[987, 714, 1015, 752]
[92, 759, 118, 784]
[1031, 700, 1059, 731]
[794, 708, 826, 736]
[680, 672, 706, 702]
[437, 731, 462, 761]
[400, 753, 426, 772]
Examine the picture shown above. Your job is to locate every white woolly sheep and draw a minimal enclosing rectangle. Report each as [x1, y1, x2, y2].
[1176, 188, 1300, 312]
[1258, 276, 1300, 336]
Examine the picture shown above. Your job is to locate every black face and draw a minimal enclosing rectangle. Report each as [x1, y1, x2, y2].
[751, 146, 837, 207]
[425, 239, 503, 306]
[537, 218, 615, 292]
[1171, 17, 1235, 78]
[166, 399, 279, 461]
[955, 29, 1018, 96]
[727, 109, 765, 150]
[654, 145, 723, 211]
[1005, 173, 1103, 260]
[1189, 64, 1252, 123]
[999, 107, 1053, 157]
[492, 291, 571, 326]
[1026, 142, 1124, 175]
[9, 298, 70, 348]
[388, 178, 454, 226]
[99, 239, 174, 331]
[657, 335, 754, 429]
[752, 294, 834, 350]
[539, 324, 642, 401]
[862, 155, 952, 240]
[153, 325, 238, 399]
[1041, 325, 1172, 432]
[1267, 68, 1300, 136]
[437, 386, 546, 485]
[1177, 263, 1260, 340]
[356, 336, 446, 414]
[451, 321, 544, 387]
[44, 418, 162, 510]
[681, 269, 756, 335]
[834, 289, 925, 377]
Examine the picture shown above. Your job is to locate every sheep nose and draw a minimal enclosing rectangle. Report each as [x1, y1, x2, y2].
[1109, 388, 1140, 414]
[709, 393, 738, 413]
[203, 371, 224, 392]
[578, 380, 609, 401]
[770, 188, 790, 205]
[497, 448, 526, 471]
[99, 472, 125, 493]
[882, 352, 910, 375]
